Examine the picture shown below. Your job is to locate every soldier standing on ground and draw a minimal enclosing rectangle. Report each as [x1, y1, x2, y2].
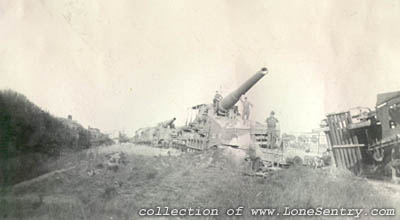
[240, 96, 253, 121]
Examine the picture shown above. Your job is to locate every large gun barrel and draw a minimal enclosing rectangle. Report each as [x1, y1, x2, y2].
[218, 67, 268, 113]
[160, 117, 176, 128]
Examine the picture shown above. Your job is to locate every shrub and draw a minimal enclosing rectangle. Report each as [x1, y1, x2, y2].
[0, 90, 112, 185]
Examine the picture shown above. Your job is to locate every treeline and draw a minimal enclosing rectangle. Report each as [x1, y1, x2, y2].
[0, 90, 112, 185]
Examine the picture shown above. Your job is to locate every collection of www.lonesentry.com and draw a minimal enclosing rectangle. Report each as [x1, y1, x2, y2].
[138, 207, 396, 218]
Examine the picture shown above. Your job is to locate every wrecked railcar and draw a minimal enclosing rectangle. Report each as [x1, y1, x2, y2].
[322, 91, 400, 178]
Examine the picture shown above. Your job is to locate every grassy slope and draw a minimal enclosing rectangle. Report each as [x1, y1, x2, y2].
[1, 145, 398, 220]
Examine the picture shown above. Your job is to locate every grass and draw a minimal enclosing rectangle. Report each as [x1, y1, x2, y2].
[1, 145, 398, 220]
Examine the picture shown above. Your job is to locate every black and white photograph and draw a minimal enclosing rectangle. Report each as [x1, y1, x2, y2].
[1, 0, 400, 219]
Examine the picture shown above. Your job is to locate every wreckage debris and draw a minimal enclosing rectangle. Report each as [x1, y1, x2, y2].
[106, 152, 128, 172]
[87, 152, 128, 176]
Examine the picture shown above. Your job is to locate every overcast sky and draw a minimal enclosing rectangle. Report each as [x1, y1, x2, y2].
[1, 0, 400, 135]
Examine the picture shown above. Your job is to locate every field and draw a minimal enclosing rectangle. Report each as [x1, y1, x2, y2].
[1, 143, 399, 220]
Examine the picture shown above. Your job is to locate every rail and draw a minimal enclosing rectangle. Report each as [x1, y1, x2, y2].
[171, 138, 208, 152]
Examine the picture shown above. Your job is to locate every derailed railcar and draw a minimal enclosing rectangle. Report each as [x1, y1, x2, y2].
[322, 91, 400, 179]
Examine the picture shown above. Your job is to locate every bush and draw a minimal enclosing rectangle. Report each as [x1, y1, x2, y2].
[0, 89, 110, 185]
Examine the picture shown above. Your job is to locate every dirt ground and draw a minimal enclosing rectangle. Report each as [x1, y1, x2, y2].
[1, 143, 400, 220]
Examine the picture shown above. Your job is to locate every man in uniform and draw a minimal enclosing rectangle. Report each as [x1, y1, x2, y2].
[240, 96, 253, 121]
[266, 111, 279, 148]
[213, 91, 223, 112]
